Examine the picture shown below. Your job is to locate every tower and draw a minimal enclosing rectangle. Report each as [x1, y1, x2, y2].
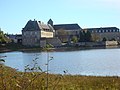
[47, 19, 53, 26]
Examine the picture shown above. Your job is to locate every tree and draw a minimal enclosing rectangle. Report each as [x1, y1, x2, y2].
[0, 29, 10, 43]
[71, 36, 78, 43]
[79, 30, 92, 42]
[84, 30, 92, 42]
[79, 31, 85, 42]
[56, 29, 69, 43]
[92, 33, 100, 42]
[111, 38, 116, 41]
[102, 37, 107, 41]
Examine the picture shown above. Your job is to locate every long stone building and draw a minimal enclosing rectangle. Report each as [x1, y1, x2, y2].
[22, 20, 55, 47]
[22, 19, 120, 47]
[83, 27, 120, 41]
[54, 24, 82, 42]
[48, 19, 82, 43]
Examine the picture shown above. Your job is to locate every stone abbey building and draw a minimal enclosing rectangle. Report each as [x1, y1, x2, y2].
[22, 19, 120, 47]
[22, 19, 55, 47]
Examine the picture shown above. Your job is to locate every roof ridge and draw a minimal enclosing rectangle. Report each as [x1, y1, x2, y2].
[54, 23, 78, 25]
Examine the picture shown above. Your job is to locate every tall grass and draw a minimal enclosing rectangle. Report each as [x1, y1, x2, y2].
[1, 64, 120, 90]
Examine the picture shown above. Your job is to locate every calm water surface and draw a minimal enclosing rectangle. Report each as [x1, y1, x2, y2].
[1, 48, 120, 76]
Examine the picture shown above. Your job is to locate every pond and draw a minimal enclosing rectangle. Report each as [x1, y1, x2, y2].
[1, 48, 120, 76]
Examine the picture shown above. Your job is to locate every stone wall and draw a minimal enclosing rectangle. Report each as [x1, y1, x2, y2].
[40, 40, 46, 47]
[105, 41, 118, 46]
[76, 41, 118, 47]
[40, 38, 62, 47]
[91, 32, 120, 41]
[46, 38, 62, 47]
[22, 31, 40, 46]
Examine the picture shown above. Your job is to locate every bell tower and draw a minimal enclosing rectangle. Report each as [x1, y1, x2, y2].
[47, 19, 53, 26]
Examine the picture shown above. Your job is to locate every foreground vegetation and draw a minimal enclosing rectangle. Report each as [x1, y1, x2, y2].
[0, 64, 120, 90]
[0, 29, 10, 44]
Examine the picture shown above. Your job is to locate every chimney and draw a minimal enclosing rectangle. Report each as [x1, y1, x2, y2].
[42, 22, 44, 24]
[38, 21, 41, 24]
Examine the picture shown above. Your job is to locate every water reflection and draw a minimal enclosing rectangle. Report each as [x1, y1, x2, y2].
[1, 48, 120, 76]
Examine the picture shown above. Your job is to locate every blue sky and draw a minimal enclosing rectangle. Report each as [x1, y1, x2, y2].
[0, 0, 120, 34]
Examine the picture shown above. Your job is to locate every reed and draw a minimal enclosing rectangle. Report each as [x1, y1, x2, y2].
[0, 63, 120, 90]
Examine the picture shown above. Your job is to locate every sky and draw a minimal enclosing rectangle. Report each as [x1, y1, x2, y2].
[0, 0, 120, 34]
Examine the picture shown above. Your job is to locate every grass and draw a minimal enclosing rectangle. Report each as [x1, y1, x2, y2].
[0, 64, 120, 90]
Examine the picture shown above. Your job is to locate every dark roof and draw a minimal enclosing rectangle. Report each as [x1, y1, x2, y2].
[54, 24, 82, 30]
[22, 20, 54, 32]
[7, 35, 16, 39]
[7, 34, 22, 39]
[83, 27, 119, 31]
[23, 20, 40, 31]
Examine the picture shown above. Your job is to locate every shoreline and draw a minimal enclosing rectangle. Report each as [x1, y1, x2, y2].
[0, 45, 120, 53]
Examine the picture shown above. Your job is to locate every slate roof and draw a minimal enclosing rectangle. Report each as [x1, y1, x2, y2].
[23, 20, 40, 31]
[22, 20, 54, 32]
[7, 34, 22, 39]
[40, 24, 50, 30]
[54, 24, 82, 30]
[83, 27, 119, 31]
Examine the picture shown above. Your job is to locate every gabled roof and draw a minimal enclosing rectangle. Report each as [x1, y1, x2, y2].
[54, 24, 82, 30]
[23, 20, 40, 31]
[22, 20, 54, 32]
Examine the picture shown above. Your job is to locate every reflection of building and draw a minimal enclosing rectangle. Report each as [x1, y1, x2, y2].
[22, 20, 55, 47]
[83, 27, 120, 41]
[54, 24, 82, 42]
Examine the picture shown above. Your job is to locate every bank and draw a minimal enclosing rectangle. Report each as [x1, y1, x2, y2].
[0, 41, 120, 53]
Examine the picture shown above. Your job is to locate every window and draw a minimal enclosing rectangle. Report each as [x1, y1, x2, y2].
[35, 38, 37, 42]
[30, 32, 33, 35]
[35, 32, 37, 35]
[76, 31, 78, 34]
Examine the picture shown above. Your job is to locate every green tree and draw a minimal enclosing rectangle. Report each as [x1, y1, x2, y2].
[79, 30, 92, 42]
[92, 33, 100, 42]
[102, 37, 107, 41]
[0, 28, 10, 43]
[84, 30, 92, 42]
[71, 36, 78, 43]
[56, 29, 69, 43]
[79, 31, 85, 42]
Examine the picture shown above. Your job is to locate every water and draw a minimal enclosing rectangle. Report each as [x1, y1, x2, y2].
[1, 48, 120, 76]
